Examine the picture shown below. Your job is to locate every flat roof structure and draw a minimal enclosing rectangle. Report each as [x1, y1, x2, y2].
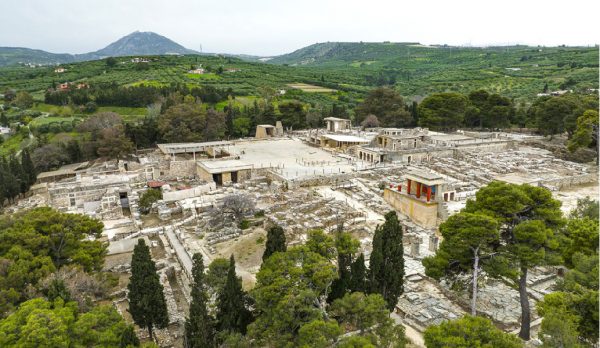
[405, 170, 446, 186]
[429, 134, 472, 141]
[158, 141, 232, 155]
[324, 117, 351, 122]
[257, 124, 276, 128]
[197, 159, 253, 174]
[321, 134, 370, 143]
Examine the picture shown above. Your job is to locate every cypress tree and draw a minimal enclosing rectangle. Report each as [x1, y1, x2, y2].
[185, 253, 215, 348]
[66, 139, 83, 163]
[369, 211, 405, 311]
[349, 253, 367, 293]
[0, 112, 8, 127]
[262, 225, 287, 261]
[216, 255, 251, 335]
[0, 159, 5, 203]
[20, 149, 36, 186]
[2, 157, 19, 200]
[127, 239, 169, 340]
[9, 154, 26, 194]
[328, 232, 359, 302]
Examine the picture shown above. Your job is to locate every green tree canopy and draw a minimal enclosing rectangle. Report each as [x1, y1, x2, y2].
[216, 255, 252, 336]
[355, 87, 412, 127]
[0, 298, 132, 348]
[424, 315, 522, 348]
[127, 239, 168, 340]
[0, 207, 106, 272]
[330, 292, 406, 348]
[139, 189, 162, 214]
[369, 211, 405, 311]
[423, 212, 500, 315]
[262, 225, 287, 262]
[185, 253, 214, 348]
[418, 92, 468, 130]
[464, 181, 564, 340]
[249, 246, 337, 346]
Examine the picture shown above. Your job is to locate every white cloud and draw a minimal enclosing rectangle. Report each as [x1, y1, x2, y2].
[0, 0, 597, 56]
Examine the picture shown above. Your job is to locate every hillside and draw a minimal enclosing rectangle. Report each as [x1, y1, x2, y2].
[92, 31, 198, 57]
[269, 42, 599, 99]
[0, 47, 77, 67]
[0, 42, 597, 104]
[0, 31, 199, 67]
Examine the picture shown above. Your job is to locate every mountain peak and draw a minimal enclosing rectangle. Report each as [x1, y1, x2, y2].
[93, 31, 198, 57]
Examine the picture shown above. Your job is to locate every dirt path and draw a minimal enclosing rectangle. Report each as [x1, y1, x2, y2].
[391, 312, 425, 347]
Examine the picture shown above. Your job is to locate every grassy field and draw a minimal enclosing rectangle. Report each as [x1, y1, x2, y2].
[287, 83, 337, 93]
[97, 106, 147, 116]
[29, 116, 81, 127]
[0, 133, 26, 156]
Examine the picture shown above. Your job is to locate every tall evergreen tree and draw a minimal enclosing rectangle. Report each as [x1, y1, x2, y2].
[20, 149, 36, 186]
[0, 112, 7, 127]
[185, 253, 215, 348]
[127, 239, 169, 340]
[262, 225, 287, 262]
[2, 157, 20, 200]
[65, 139, 83, 163]
[119, 325, 140, 347]
[216, 255, 252, 335]
[369, 211, 405, 311]
[328, 232, 359, 302]
[9, 154, 26, 194]
[349, 253, 367, 293]
[225, 102, 235, 138]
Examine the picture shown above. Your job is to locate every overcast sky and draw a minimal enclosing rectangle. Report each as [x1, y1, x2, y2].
[1, 0, 598, 56]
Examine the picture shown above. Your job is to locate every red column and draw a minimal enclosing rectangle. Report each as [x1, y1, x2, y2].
[416, 182, 422, 198]
[407, 179, 411, 194]
[398, 185, 402, 192]
[427, 186, 432, 202]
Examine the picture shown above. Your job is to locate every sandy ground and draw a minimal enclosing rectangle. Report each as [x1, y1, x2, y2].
[230, 138, 369, 179]
[554, 182, 599, 213]
[212, 227, 267, 289]
[391, 313, 425, 348]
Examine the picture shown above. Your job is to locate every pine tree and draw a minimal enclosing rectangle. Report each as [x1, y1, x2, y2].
[127, 239, 169, 340]
[185, 253, 215, 348]
[369, 211, 405, 311]
[262, 225, 287, 261]
[216, 255, 251, 335]
[349, 253, 367, 293]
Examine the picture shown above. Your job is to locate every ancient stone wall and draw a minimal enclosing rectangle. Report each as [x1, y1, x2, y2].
[383, 188, 438, 228]
[162, 183, 218, 202]
[541, 173, 598, 190]
[169, 160, 197, 177]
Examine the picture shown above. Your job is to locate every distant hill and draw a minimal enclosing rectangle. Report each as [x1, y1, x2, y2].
[92, 31, 198, 57]
[267, 42, 422, 66]
[0, 31, 200, 67]
[0, 47, 77, 67]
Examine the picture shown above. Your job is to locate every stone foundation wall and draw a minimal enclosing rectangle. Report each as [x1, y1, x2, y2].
[383, 188, 439, 228]
[541, 173, 598, 190]
[169, 160, 197, 177]
[455, 140, 515, 152]
[162, 183, 218, 202]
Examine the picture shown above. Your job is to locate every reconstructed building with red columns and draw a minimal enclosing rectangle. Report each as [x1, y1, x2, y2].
[383, 170, 456, 228]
